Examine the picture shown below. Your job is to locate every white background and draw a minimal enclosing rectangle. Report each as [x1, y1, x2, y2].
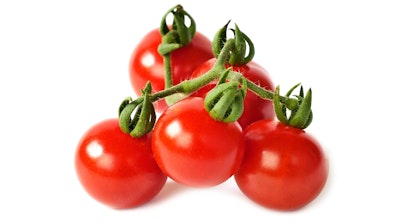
[1, 0, 399, 223]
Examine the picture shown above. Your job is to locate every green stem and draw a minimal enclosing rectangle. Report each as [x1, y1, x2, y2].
[159, 4, 196, 96]
[163, 53, 173, 88]
[156, 37, 298, 110]
[151, 64, 225, 102]
[245, 79, 299, 110]
[152, 39, 236, 103]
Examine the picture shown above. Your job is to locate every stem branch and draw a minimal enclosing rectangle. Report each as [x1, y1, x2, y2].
[163, 53, 173, 88]
[151, 39, 236, 103]
[245, 79, 299, 109]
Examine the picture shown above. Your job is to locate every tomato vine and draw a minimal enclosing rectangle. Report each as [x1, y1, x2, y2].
[120, 20, 313, 137]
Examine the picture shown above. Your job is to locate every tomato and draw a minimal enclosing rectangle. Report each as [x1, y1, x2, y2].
[234, 119, 329, 211]
[75, 118, 167, 209]
[152, 97, 245, 187]
[190, 58, 275, 128]
[129, 28, 214, 112]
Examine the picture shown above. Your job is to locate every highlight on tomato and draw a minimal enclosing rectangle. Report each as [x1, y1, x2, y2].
[234, 119, 329, 211]
[151, 97, 245, 187]
[75, 118, 167, 209]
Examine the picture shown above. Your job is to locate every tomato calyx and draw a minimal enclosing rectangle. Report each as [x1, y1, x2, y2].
[212, 20, 255, 66]
[204, 68, 247, 123]
[273, 84, 313, 129]
[159, 4, 196, 54]
[118, 82, 156, 137]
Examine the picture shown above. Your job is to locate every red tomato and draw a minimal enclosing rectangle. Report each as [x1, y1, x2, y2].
[234, 119, 329, 211]
[152, 97, 245, 187]
[190, 58, 275, 128]
[75, 118, 167, 209]
[129, 28, 214, 112]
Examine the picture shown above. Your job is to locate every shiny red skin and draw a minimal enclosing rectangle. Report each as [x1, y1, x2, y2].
[190, 58, 275, 128]
[234, 119, 329, 211]
[75, 118, 167, 209]
[152, 97, 245, 187]
[129, 28, 214, 112]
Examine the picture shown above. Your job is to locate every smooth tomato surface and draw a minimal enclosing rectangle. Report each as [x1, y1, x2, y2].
[190, 58, 275, 128]
[234, 119, 328, 211]
[129, 28, 213, 112]
[75, 118, 167, 209]
[152, 97, 245, 187]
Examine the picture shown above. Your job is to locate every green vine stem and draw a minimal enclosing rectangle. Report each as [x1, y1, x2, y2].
[245, 80, 299, 110]
[119, 20, 314, 137]
[150, 38, 235, 105]
[157, 4, 196, 102]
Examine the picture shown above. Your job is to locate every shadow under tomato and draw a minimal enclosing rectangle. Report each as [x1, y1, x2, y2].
[146, 179, 190, 205]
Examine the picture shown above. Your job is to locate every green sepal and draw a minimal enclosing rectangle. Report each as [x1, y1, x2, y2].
[285, 83, 301, 97]
[158, 41, 182, 55]
[159, 4, 196, 47]
[288, 88, 312, 129]
[241, 31, 255, 65]
[119, 98, 140, 134]
[118, 96, 133, 118]
[229, 24, 246, 65]
[212, 21, 255, 66]
[204, 69, 246, 123]
[212, 20, 229, 59]
[118, 82, 156, 138]
[170, 8, 192, 45]
[273, 85, 313, 129]
[273, 86, 289, 124]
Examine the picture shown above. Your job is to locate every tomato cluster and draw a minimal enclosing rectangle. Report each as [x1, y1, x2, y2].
[75, 5, 328, 212]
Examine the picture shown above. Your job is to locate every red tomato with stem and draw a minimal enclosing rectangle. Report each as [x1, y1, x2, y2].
[190, 58, 275, 128]
[234, 119, 329, 211]
[75, 118, 167, 209]
[129, 28, 213, 112]
[152, 97, 245, 187]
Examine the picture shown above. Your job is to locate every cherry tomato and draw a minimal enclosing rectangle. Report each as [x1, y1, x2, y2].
[129, 28, 214, 112]
[75, 118, 167, 209]
[152, 97, 245, 187]
[190, 58, 275, 128]
[234, 119, 329, 211]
